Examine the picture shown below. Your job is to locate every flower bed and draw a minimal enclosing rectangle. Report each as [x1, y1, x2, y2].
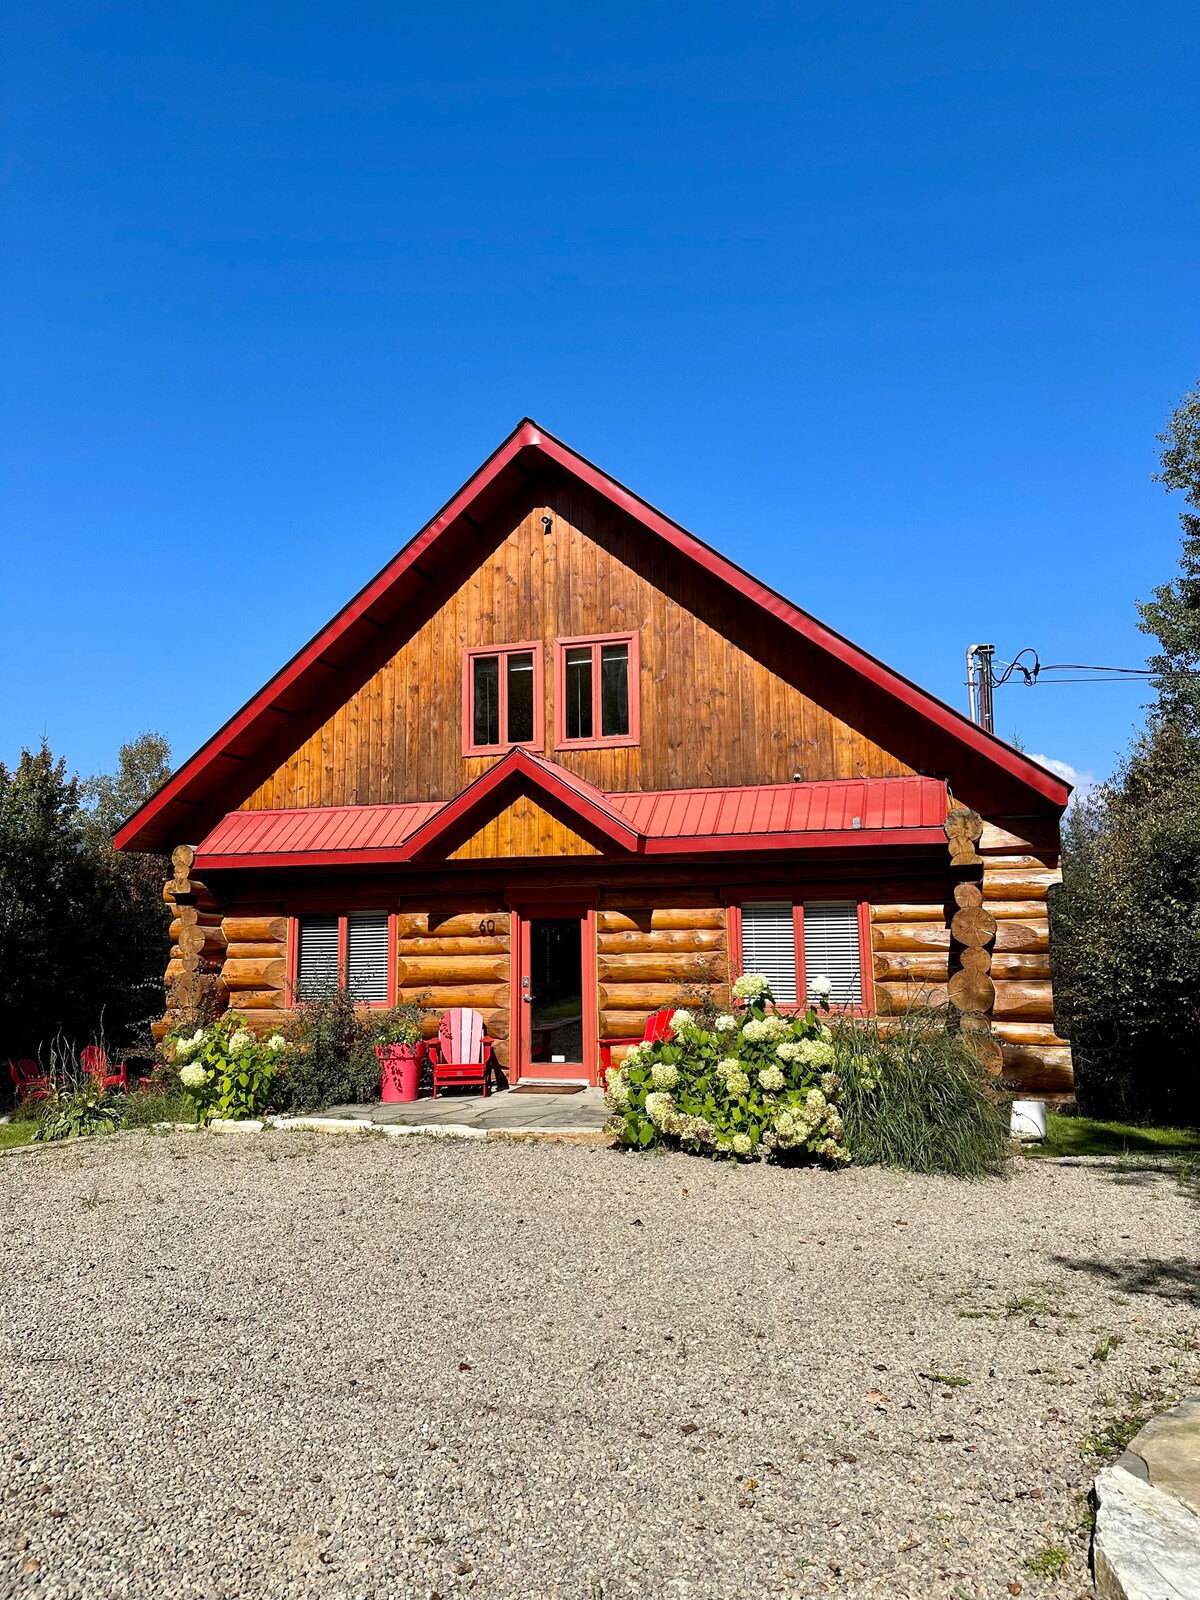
[169, 1015, 287, 1122]
[604, 973, 849, 1164]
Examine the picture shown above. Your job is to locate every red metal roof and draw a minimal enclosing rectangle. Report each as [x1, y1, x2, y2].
[115, 419, 1069, 855]
[193, 770, 948, 869]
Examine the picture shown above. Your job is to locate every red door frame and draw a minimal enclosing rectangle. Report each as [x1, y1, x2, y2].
[509, 901, 599, 1085]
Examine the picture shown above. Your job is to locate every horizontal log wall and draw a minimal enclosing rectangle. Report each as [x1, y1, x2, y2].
[870, 899, 950, 1016]
[979, 820, 1072, 1097]
[394, 909, 512, 1072]
[597, 897, 728, 1066]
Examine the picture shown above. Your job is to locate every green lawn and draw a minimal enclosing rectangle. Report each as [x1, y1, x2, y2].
[1027, 1113, 1200, 1160]
[0, 1120, 37, 1152]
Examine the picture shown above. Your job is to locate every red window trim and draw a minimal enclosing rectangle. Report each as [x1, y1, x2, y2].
[726, 892, 874, 1016]
[285, 910, 396, 1009]
[551, 630, 641, 752]
[461, 642, 545, 757]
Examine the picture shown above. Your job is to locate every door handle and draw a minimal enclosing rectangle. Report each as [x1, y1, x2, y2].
[522, 994, 534, 1004]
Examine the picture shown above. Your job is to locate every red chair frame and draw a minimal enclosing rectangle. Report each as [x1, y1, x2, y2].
[599, 1007, 677, 1076]
[8, 1058, 52, 1103]
[427, 1009, 494, 1098]
[80, 1046, 128, 1093]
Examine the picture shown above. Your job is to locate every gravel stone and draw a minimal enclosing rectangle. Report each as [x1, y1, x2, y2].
[2, 1134, 1197, 1599]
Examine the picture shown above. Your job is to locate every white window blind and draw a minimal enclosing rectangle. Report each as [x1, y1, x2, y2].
[297, 915, 339, 997]
[347, 911, 389, 1003]
[802, 901, 862, 1005]
[739, 901, 798, 1003]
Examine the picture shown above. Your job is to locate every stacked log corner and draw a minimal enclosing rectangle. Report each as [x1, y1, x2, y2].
[157, 844, 229, 1041]
[395, 910, 512, 1076]
[943, 807, 1005, 1076]
[598, 897, 728, 1068]
[979, 820, 1073, 1097]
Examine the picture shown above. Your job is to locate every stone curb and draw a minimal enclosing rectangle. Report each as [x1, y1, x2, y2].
[1092, 1397, 1200, 1599]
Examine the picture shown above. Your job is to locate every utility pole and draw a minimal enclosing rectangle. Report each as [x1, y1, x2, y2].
[965, 643, 996, 733]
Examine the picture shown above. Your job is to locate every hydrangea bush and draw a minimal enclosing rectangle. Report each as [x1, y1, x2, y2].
[167, 1014, 287, 1121]
[605, 972, 849, 1164]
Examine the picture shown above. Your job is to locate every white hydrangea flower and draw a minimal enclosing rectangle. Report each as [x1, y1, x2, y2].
[605, 1076, 631, 1110]
[716, 1060, 750, 1098]
[760, 1015, 791, 1041]
[191, 1028, 206, 1042]
[644, 1091, 674, 1128]
[650, 1061, 679, 1090]
[796, 1038, 836, 1068]
[808, 974, 833, 999]
[759, 1065, 785, 1092]
[173, 1036, 197, 1062]
[179, 1063, 209, 1091]
[714, 1014, 738, 1032]
[622, 1041, 650, 1068]
[267, 1034, 287, 1052]
[775, 1040, 801, 1061]
[669, 1008, 694, 1029]
[741, 1019, 771, 1042]
[731, 973, 769, 1001]
[731, 1133, 752, 1157]
[229, 1028, 253, 1054]
[820, 1071, 841, 1096]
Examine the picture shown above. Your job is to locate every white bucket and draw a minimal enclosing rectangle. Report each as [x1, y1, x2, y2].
[1010, 1100, 1047, 1141]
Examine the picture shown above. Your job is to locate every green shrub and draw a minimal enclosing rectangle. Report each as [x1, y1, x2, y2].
[34, 1088, 123, 1142]
[835, 1009, 1010, 1178]
[168, 1014, 285, 1121]
[273, 988, 381, 1113]
[369, 1001, 428, 1048]
[604, 974, 848, 1163]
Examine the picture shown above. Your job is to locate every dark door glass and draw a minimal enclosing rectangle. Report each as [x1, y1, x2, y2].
[529, 918, 583, 1064]
[472, 655, 500, 746]
[565, 648, 593, 740]
[600, 643, 629, 737]
[507, 652, 535, 743]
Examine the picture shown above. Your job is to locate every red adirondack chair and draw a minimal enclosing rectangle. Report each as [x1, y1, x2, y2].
[427, 1008, 493, 1098]
[599, 1007, 678, 1077]
[8, 1058, 52, 1103]
[80, 1046, 128, 1093]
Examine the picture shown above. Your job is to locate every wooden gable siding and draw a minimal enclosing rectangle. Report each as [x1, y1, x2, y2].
[240, 475, 921, 812]
[447, 795, 603, 860]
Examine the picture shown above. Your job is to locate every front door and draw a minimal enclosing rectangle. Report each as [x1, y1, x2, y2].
[515, 906, 596, 1083]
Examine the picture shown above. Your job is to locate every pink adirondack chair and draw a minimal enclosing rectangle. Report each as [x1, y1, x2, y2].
[599, 1007, 677, 1077]
[80, 1046, 128, 1093]
[427, 1008, 493, 1098]
[8, 1058, 51, 1103]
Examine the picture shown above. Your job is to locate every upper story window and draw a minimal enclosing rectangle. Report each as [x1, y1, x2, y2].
[462, 643, 544, 756]
[553, 632, 640, 750]
[294, 910, 392, 1006]
[733, 898, 869, 1009]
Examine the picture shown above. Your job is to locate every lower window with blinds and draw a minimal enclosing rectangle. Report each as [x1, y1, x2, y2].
[294, 911, 392, 1006]
[736, 899, 865, 1008]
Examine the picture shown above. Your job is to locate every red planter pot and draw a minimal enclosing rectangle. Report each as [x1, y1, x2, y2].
[376, 1042, 424, 1103]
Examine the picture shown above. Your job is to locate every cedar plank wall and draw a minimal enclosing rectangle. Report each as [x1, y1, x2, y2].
[240, 478, 920, 810]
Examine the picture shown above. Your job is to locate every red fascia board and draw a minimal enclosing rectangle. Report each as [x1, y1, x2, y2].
[400, 747, 642, 858]
[115, 417, 1067, 853]
[527, 429, 1070, 810]
[114, 422, 544, 853]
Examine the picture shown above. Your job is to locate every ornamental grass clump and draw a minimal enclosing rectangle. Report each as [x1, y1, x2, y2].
[835, 1008, 1010, 1178]
[166, 1014, 286, 1122]
[605, 972, 849, 1164]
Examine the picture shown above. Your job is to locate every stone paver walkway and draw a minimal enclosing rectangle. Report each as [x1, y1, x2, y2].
[323, 1086, 609, 1133]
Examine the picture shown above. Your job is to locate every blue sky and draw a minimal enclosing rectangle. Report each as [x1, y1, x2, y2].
[3, 2, 1198, 797]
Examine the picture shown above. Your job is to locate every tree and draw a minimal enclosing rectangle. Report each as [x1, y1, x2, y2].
[0, 734, 172, 1071]
[1054, 381, 1200, 1125]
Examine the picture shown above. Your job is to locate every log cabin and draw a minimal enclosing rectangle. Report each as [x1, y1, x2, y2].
[115, 420, 1073, 1098]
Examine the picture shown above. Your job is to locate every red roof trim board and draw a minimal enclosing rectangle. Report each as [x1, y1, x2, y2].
[192, 765, 951, 870]
[115, 419, 1069, 854]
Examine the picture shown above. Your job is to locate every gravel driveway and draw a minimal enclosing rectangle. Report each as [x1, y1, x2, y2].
[2, 1134, 1197, 1600]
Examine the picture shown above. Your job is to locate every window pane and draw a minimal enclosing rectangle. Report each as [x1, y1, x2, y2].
[740, 901, 797, 1004]
[347, 911, 389, 1003]
[565, 647, 593, 740]
[472, 655, 500, 746]
[507, 652, 535, 744]
[297, 915, 339, 999]
[802, 901, 862, 1005]
[600, 642, 629, 737]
